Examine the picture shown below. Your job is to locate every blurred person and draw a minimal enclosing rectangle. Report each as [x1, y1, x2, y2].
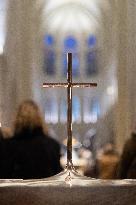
[1, 127, 12, 139]
[0, 125, 6, 177]
[0, 126, 4, 153]
[0, 122, 13, 139]
[96, 143, 119, 179]
[117, 132, 136, 179]
[83, 150, 98, 178]
[0, 99, 62, 179]
[83, 128, 96, 158]
[0, 128, 3, 140]
[0, 122, 4, 139]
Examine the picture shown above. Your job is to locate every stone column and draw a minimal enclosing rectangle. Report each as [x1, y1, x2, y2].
[4, 0, 43, 126]
[127, 1, 136, 131]
[114, 0, 131, 152]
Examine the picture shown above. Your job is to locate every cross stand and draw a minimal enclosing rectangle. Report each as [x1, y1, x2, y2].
[43, 53, 97, 174]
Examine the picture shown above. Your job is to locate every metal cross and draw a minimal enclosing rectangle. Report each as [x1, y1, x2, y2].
[43, 53, 97, 170]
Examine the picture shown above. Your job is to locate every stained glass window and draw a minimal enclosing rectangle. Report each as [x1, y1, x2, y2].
[72, 96, 81, 123]
[44, 96, 58, 123]
[86, 35, 97, 75]
[87, 35, 97, 48]
[63, 53, 79, 77]
[64, 36, 77, 49]
[83, 96, 100, 123]
[43, 34, 56, 75]
[60, 96, 81, 123]
[44, 35, 54, 46]
[90, 97, 100, 123]
[62, 36, 79, 77]
[60, 97, 67, 123]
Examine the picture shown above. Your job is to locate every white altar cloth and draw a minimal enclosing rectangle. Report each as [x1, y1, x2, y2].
[0, 177, 136, 205]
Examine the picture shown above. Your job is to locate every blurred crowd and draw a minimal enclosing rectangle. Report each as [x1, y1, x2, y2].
[0, 99, 136, 180]
[84, 135, 136, 179]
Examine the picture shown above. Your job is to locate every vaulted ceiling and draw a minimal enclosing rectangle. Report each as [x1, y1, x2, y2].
[42, 0, 110, 34]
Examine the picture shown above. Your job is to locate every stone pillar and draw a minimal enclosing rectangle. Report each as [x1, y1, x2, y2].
[3, 0, 43, 126]
[114, 0, 131, 152]
[127, 1, 136, 131]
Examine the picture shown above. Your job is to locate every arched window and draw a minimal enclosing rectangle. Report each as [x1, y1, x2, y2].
[87, 35, 97, 48]
[64, 36, 78, 49]
[62, 36, 79, 77]
[86, 35, 97, 75]
[83, 96, 100, 123]
[72, 96, 81, 123]
[44, 96, 58, 123]
[60, 96, 81, 123]
[60, 97, 67, 123]
[43, 34, 56, 75]
[90, 97, 100, 122]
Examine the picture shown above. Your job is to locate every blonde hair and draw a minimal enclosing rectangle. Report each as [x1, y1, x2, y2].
[13, 99, 48, 135]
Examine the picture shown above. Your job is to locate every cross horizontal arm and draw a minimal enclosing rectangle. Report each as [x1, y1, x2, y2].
[43, 82, 97, 88]
[43, 83, 68, 88]
[72, 83, 97, 88]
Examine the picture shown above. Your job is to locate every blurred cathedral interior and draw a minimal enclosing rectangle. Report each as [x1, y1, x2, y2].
[0, 0, 136, 175]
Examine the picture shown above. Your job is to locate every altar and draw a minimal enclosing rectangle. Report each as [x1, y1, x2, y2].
[0, 178, 136, 205]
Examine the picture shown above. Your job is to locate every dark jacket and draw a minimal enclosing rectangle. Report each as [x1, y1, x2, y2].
[117, 132, 136, 179]
[0, 128, 62, 179]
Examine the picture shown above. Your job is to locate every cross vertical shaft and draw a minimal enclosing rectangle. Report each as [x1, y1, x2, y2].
[67, 53, 72, 167]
